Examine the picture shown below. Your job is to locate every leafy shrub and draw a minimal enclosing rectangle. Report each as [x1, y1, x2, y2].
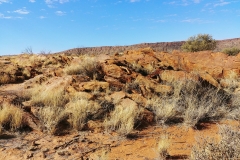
[222, 48, 240, 56]
[181, 34, 216, 52]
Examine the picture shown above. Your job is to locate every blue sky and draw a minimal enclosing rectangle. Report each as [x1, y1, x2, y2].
[0, 0, 240, 55]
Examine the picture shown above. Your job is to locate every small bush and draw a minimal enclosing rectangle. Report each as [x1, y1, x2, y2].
[222, 48, 240, 56]
[181, 34, 216, 52]
[191, 125, 240, 159]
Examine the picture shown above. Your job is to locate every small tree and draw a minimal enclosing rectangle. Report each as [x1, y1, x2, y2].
[181, 34, 216, 52]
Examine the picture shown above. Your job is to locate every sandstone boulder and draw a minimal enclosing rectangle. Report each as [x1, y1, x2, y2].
[135, 75, 173, 95]
[102, 64, 124, 78]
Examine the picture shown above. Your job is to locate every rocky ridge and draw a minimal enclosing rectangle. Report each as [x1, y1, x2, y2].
[57, 38, 240, 55]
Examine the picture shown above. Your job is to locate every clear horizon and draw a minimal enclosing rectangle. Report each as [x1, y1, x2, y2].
[0, 0, 240, 55]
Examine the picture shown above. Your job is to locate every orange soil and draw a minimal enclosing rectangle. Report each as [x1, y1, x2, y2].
[1, 120, 238, 160]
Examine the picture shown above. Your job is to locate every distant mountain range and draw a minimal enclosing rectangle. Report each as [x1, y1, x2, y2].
[57, 38, 240, 55]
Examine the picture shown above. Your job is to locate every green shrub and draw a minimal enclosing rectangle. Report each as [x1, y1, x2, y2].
[222, 48, 240, 56]
[181, 34, 216, 52]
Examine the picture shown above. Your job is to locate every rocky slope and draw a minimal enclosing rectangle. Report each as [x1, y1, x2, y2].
[0, 48, 240, 159]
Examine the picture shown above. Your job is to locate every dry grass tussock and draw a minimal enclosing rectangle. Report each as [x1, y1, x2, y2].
[64, 55, 100, 79]
[0, 103, 23, 133]
[147, 97, 179, 125]
[11, 54, 47, 67]
[0, 73, 11, 84]
[182, 89, 223, 127]
[191, 124, 240, 159]
[146, 80, 232, 128]
[178, 81, 231, 127]
[66, 98, 101, 131]
[29, 79, 68, 107]
[37, 105, 66, 133]
[156, 133, 170, 159]
[220, 71, 240, 92]
[37, 97, 101, 133]
[104, 103, 142, 135]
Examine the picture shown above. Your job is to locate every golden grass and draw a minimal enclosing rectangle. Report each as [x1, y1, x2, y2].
[10, 54, 46, 67]
[0, 73, 11, 84]
[66, 98, 100, 131]
[29, 80, 67, 107]
[156, 133, 170, 159]
[38, 105, 66, 133]
[104, 103, 142, 135]
[37, 97, 101, 133]
[220, 71, 239, 92]
[64, 55, 100, 79]
[0, 103, 23, 133]
[146, 97, 178, 125]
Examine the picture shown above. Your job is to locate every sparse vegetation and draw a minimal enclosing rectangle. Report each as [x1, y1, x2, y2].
[191, 124, 240, 159]
[29, 79, 68, 107]
[222, 47, 240, 56]
[37, 105, 66, 133]
[180, 81, 230, 128]
[1, 46, 240, 158]
[0, 73, 11, 84]
[146, 80, 232, 128]
[104, 103, 142, 135]
[156, 133, 170, 159]
[0, 103, 23, 133]
[220, 71, 239, 92]
[147, 97, 179, 125]
[181, 34, 216, 52]
[22, 47, 34, 54]
[64, 55, 101, 79]
[66, 98, 101, 131]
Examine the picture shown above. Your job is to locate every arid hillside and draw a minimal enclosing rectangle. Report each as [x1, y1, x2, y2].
[56, 38, 240, 55]
[0, 47, 240, 159]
